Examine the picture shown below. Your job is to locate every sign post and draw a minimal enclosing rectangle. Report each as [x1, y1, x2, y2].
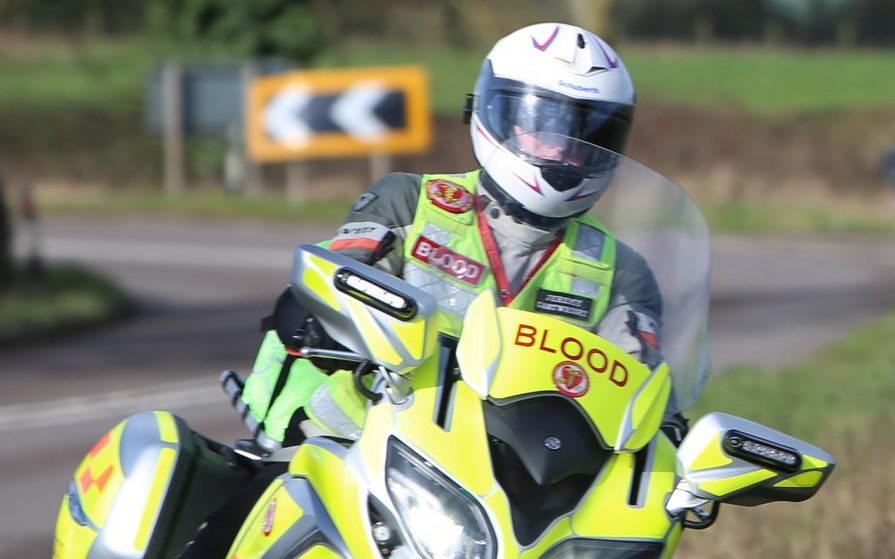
[162, 62, 185, 196]
[246, 66, 432, 164]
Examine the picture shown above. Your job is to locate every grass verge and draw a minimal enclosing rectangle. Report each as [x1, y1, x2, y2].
[679, 312, 895, 557]
[4, 38, 895, 117]
[702, 199, 895, 236]
[0, 265, 132, 347]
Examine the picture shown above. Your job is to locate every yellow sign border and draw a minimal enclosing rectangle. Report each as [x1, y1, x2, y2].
[247, 65, 432, 163]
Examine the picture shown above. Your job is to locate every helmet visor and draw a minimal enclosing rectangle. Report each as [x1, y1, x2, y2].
[479, 89, 633, 156]
[503, 131, 620, 182]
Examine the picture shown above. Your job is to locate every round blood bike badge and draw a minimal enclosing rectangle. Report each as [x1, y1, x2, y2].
[552, 361, 590, 397]
[426, 179, 473, 213]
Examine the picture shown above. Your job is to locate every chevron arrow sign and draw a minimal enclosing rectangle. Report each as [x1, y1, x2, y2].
[247, 66, 432, 163]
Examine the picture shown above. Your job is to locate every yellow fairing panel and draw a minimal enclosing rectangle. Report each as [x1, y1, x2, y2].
[392, 362, 496, 497]
[699, 469, 776, 498]
[53, 496, 96, 559]
[300, 545, 343, 558]
[487, 308, 663, 449]
[290, 443, 377, 559]
[456, 292, 503, 397]
[301, 252, 342, 311]
[694, 449, 832, 499]
[73, 422, 127, 530]
[342, 295, 403, 367]
[572, 439, 677, 541]
[228, 479, 304, 557]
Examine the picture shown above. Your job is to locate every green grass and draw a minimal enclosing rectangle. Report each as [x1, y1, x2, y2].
[5, 38, 894, 116]
[681, 313, 895, 558]
[0, 264, 131, 346]
[702, 200, 895, 236]
[319, 42, 895, 115]
[624, 46, 895, 113]
[693, 312, 895, 445]
[0, 38, 155, 109]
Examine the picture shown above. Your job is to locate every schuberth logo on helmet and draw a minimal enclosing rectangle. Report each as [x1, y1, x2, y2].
[552, 361, 589, 397]
[426, 179, 473, 213]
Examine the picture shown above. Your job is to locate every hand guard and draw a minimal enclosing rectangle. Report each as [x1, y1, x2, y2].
[264, 288, 356, 373]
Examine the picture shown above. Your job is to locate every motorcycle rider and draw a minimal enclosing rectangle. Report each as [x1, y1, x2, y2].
[181, 22, 686, 558]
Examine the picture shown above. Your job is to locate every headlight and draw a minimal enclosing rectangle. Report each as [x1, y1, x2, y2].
[385, 438, 495, 559]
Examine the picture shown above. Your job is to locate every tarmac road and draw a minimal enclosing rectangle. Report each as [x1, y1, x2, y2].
[1, 215, 893, 557]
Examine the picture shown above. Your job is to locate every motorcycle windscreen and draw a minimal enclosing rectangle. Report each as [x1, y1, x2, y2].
[588, 149, 710, 411]
[484, 132, 710, 411]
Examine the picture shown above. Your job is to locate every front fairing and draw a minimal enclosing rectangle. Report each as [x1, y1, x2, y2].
[456, 293, 671, 453]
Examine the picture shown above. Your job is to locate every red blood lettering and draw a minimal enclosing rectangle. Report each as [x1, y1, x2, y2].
[515, 324, 536, 347]
[609, 361, 628, 387]
[416, 239, 432, 257]
[539, 329, 557, 353]
[587, 348, 609, 373]
[561, 337, 583, 360]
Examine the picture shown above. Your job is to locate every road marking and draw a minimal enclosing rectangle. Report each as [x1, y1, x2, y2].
[0, 378, 231, 433]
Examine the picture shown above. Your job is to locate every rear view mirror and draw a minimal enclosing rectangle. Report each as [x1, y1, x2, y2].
[673, 412, 834, 508]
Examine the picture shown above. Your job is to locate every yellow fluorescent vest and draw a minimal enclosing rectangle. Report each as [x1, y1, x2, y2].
[403, 171, 618, 334]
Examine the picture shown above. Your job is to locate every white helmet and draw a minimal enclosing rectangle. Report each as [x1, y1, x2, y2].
[469, 23, 635, 226]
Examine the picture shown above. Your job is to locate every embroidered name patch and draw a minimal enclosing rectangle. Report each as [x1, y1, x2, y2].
[426, 179, 473, 213]
[535, 289, 593, 321]
[411, 236, 485, 285]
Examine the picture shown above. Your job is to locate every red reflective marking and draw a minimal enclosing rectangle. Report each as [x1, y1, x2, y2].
[512, 171, 542, 195]
[87, 432, 110, 459]
[639, 331, 659, 347]
[329, 237, 381, 252]
[79, 465, 114, 493]
[531, 25, 560, 51]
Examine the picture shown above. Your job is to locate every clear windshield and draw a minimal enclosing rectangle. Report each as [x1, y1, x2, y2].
[497, 134, 711, 411]
[587, 146, 711, 411]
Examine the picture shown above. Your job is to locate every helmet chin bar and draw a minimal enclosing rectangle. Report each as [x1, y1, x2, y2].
[479, 172, 573, 231]
[539, 164, 585, 192]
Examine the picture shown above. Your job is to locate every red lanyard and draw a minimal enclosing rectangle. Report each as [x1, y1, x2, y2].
[474, 198, 561, 306]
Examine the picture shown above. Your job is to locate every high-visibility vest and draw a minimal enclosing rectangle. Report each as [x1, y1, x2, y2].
[404, 170, 617, 334]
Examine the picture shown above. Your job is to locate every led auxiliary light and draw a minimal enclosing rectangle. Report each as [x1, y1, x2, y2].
[723, 430, 801, 473]
[334, 269, 418, 320]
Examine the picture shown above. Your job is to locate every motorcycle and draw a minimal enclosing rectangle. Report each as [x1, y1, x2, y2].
[53, 139, 835, 559]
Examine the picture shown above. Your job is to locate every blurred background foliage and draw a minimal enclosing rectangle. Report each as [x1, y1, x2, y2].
[2, 0, 894, 47]
[0, 0, 892, 230]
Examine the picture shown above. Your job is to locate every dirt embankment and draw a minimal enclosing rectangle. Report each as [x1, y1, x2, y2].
[2, 102, 894, 205]
[393, 102, 895, 202]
